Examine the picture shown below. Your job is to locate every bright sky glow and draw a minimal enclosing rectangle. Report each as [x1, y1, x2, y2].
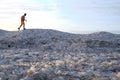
[0, 0, 120, 33]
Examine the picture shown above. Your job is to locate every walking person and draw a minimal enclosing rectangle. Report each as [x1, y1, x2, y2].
[18, 13, 27, 30]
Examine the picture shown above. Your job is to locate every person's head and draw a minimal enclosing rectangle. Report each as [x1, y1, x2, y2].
[24, 13, 27, 16]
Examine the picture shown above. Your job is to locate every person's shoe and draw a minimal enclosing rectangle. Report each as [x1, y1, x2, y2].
[23, 28, 26, 30]
[18, 28, 20, 30]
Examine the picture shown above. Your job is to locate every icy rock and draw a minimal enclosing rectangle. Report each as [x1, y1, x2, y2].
[52, 76, 64, 80]
[116, 72, 120, 78]
[27, 66, 36, 76]
[16, 59, 24, 62]
[28, 52, 39, 56]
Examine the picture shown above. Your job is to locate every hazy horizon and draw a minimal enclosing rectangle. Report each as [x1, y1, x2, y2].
[0, 28, 120, 34]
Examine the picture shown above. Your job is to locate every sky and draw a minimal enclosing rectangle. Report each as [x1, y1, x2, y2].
[0, 0, 120, 33]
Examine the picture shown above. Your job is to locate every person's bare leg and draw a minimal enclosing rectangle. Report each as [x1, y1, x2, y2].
[23, 23, 26, 30]
[18, 24, 22, 30]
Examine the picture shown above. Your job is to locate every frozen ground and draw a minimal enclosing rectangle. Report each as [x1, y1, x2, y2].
[0, 49, 120, 80]
[0, 29, 120, 80]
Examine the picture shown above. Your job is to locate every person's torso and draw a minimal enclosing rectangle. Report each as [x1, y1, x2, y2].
[21, 15, 25, 21]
